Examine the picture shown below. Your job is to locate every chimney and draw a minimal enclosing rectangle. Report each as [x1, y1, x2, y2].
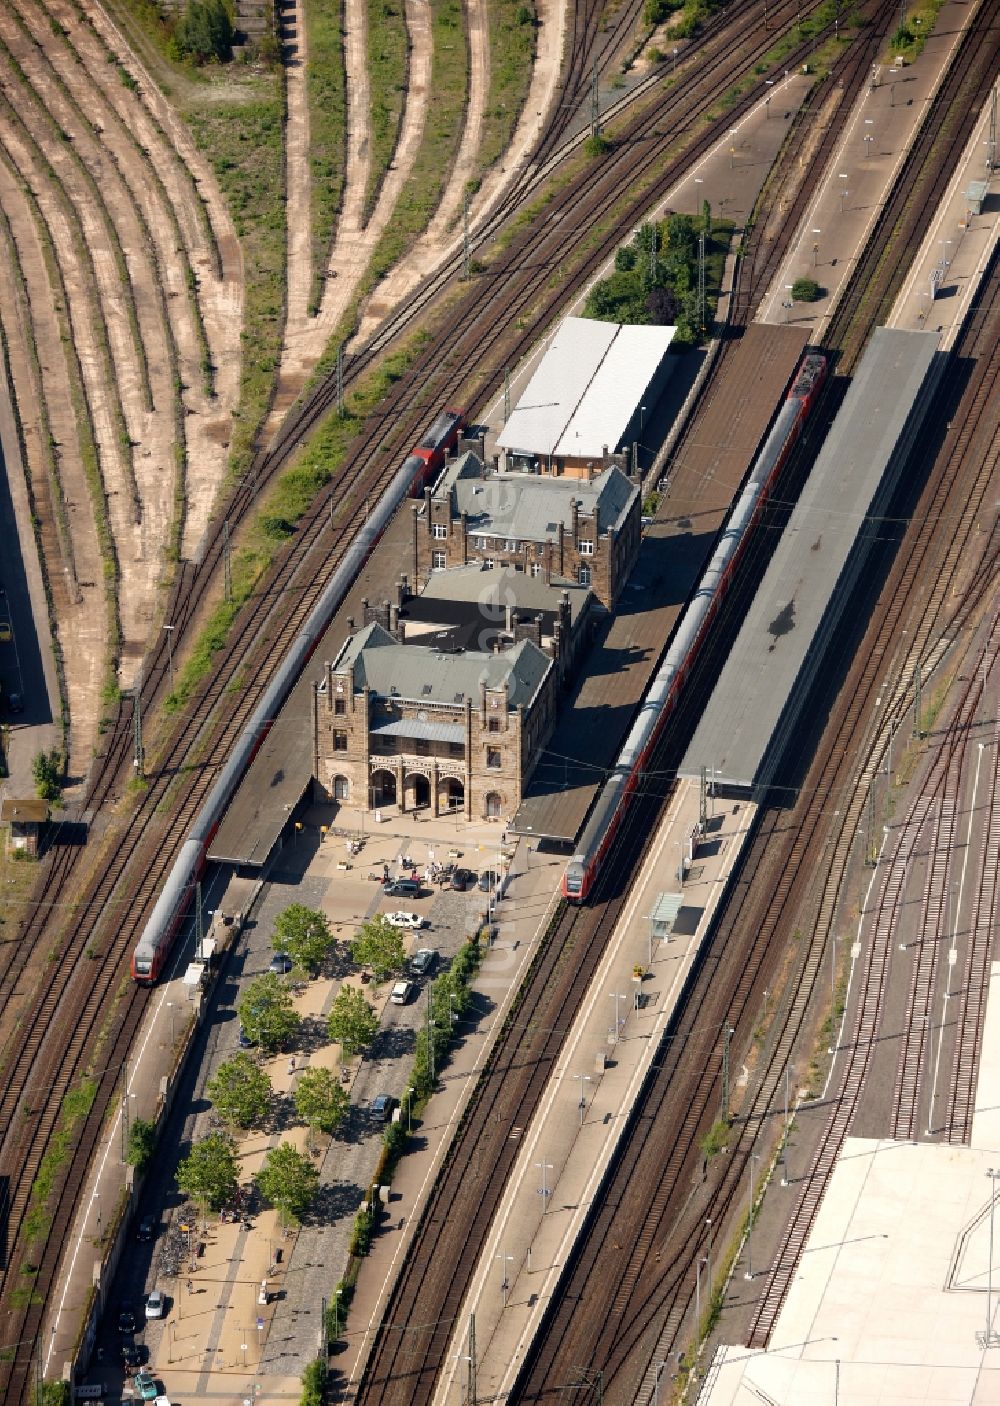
[569, 498, 579, 544]
[390, 603, 400, 636]
[593, 503, 600, 540]
[346, 616, 354, 633]
[505, 602, 513, 632]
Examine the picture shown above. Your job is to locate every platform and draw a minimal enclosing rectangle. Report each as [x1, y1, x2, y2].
[511, 324, 809, 844]
[681, 327, 941, 793]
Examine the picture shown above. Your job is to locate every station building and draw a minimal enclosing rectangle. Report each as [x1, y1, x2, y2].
[411, 450, 640, 607]
[312, 621, 557, 822]
[495, 316, 675, 478]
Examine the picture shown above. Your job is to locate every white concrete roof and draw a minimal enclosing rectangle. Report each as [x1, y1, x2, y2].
[497, 318, 674, 458]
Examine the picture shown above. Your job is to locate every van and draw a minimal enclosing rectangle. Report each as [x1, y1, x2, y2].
[391, 981, 414, 1005]
[386, 878, 420, 899]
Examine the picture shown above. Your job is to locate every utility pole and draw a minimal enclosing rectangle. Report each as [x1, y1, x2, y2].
[463, 189, 471, 280]
[912, 662, 922, 738]
[121, 1060, 129, 1163]
[196, 880, 204, 948]
[720, 1025, 734, 1123]
[504, 366, 510, 424]
[133, 676, 144, 777]
[697, 231, 706, 333]
[699, 764, 708, 833]
[337, 342, 345, 418]
[987, 85, 997, 172]
[467, 1313, 477, 1406]
[426, 987, 435, 1085]
[163, 623, 175, 691]
[590, 59, 600, 140]
[866, 783, 876, 865]
[223, 518, 232, 603]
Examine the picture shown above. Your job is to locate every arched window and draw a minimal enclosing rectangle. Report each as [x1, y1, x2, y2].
[578, 564, 592, 587]
[333, 775, 349, 801]
[485, 792, 502, 818]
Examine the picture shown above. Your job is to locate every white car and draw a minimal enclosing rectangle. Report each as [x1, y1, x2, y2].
[145, 1289, 165, 1319]
[385, 911, 427, 931]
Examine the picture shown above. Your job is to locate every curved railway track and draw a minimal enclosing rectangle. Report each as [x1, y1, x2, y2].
[0, 0, 945, 1391]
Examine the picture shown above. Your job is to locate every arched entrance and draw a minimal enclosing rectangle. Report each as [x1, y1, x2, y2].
[439, 777, 465, 812]
[333, 775, 349, 802]
[407, 773, 431, 811]
[485, 791, 503, 819]
[371, 769, 397, 808]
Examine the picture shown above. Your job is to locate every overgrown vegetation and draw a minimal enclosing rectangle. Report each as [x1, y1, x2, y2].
[32, 748, 62, 802]
[644, 0, 723, 38]
[23, 1076, 97, 1247]
[884, 0, 944, 63]
[300, 1358, 327, 1406]
[364, 0, 409, 224]
[791, 277, 822, 301]
[476, 0, 536, 179]
[305, 0, 347, 314]
[126, 1116, 158, 1173]
[186, 81, 286, 480]
[583, 209, 733, 345]
[173, 0, 234, 64]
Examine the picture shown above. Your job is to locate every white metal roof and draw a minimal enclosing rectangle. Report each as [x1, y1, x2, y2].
[498, 319, 616, 456]
[497, 318, 674, 458]
[554, 323, 675, 456]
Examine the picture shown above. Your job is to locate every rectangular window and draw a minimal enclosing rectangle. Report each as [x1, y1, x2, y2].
[432, 551, 446, 570]
[432, 523, 447, 540]
[333, 730, 348, 752]
[529, 562, 541, 578]
[484, 557, 495, 570]
[334, 698, 346, 715]
[488, 718, 501, 733]
[415, 739, 430, 755]
[449, 741, 464, 757]
[579, 539, 595, 556]
[487, 748, 502, 770]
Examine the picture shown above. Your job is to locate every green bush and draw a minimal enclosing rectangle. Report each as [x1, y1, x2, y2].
[791, 278, 822, 301]
[31, 748, 61, 801]
[300, 1358, 326, 1406]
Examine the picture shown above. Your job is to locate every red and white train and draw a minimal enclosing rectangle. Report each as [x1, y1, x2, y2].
[133, 406, 466, 981]
[562, 353, 827, 902]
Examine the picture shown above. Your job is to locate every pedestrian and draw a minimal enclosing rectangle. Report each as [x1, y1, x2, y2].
[187, 1279, 193, 1294]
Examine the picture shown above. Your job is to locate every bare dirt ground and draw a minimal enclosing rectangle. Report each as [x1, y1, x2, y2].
[268, 0, 567, 435]
[0, 0, 242, 784]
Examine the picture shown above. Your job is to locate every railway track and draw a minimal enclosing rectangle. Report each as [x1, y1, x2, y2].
[0, 0, 944, 1391]
[512, 50, 1000, 1406]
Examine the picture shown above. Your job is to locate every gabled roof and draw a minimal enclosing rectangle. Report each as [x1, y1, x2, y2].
[442, 463, 636, 542]
[332, 622, 552, 710]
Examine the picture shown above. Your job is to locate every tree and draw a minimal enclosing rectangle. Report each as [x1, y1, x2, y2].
[326, 985, 379, 1056]
[351, 916, 406, 982]
[294, 1066, 349, 1136]
[126, 1117, 157, 1174]
[32, 748, 61, 801]
[176, 0, 233, 63]
[255, 1142, 319, 1226]
[176, 1132, 239, 1214]
[206, 1052, 272, 1129]
[237, 973, 302, 1053]
[273, 903, 335, 975]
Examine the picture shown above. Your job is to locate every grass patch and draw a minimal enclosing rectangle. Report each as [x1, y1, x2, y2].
[166, 325, 431, 708]
[477, 0, 535, 178]
[305, 0, 347, 314]
[22, 1075, 98, 1247]
[364, 0, 409, 225]
[186, 77, 287, 480]
[882, 0, 944, 63]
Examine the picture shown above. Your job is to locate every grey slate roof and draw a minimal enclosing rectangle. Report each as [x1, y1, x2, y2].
[334, 622, 552, 710]
[419, 563, 590, 624]
[434, 456, 636, 541]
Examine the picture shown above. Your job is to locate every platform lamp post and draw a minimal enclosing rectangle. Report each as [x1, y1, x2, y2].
[812, 228, 821, 266]
[839, 172, 849, 214]
[765, 78, 774, 117]
[536, 1160, 553, 1211]
[784, 284, 794, 321]
[671, 46, 678, 77]
[572, 1073, 592, 1126]
[496, 1249, 514, 1309]
[167, 1000, 176, 1046]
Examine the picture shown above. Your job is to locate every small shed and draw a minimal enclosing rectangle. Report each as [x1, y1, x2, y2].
[650, 891, 683, 940]
[1, 798, 49, 857]
[965, 180, 989, 216]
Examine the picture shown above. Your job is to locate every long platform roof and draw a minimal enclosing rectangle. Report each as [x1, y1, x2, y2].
[497, 318, 674, 458]
[680, 327, 940, 792]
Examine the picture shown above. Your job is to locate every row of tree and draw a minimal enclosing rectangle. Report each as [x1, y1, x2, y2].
[177, 1132, 319, 1227]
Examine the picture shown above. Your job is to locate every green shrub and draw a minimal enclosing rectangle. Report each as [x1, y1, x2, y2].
[791, 277, 822, 302]
[300, 1358, 327, 1406]
[176, 0, 233, 62]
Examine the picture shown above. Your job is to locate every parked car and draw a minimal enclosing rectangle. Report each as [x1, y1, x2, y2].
[390, 980, 415, 1005]
[269, 951, 293, 974]
[385, 911, 427, 931]
[385, 878, 421, 899]
[450, 868, 476, 891]
[136, 1215, 156, 1243]
[134, 1372, 159, 1402]
[237, 1025, 254, 1049]
[121, 1341, 142, 1370]
[145, 1289, 165, 1320]
[371, 1094, 396, 1123]
[410, 948, 439, 977]
[117, 1304, 136, 1334]
[0, 622, 11, 643]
